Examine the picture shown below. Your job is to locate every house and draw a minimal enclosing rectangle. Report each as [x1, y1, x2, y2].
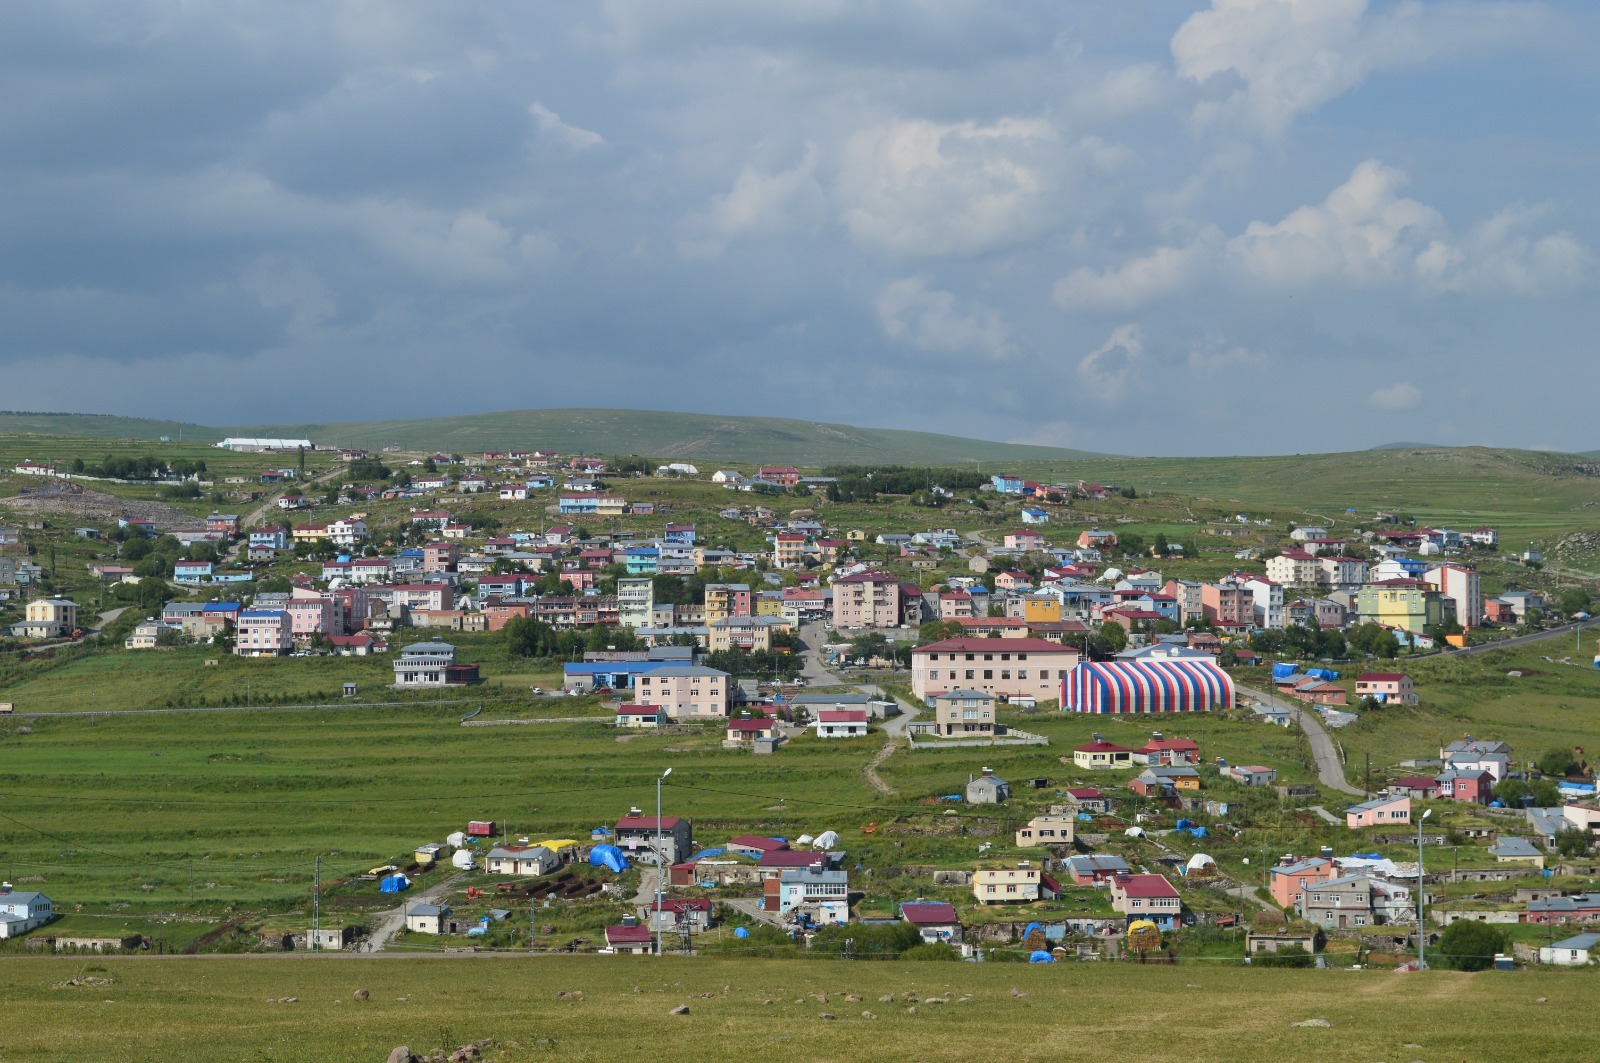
[1016, 815, 1076, 848]
[1020, 508, 1049, 525]
[1437, 768, 1495, 805]
[1129, 766, 1200, 797]
[811, 709, 869, 738]
[0, 889, 53, 938]
[603, 924, 656, 954]
[1074, 738, 1132, 770]
[1540, 932, 1600, 966]
[973, 864, 1042, 904]
[1525, 893, 1600, 925]
[1387, 776, 1441, 799]
[19, 598, 78, 638]
[1355, 580, 1449, 635]
[726, 836, 789, 858]
[235, 610, 292, 656]
[392, 639, 479, 687]
[1077, 529, 1118, 550]
[1297, 875, 1373, 930]
[1225, 764, 1278, 787]
[725, 717, 776, 745]
[927, 689, 996, 737]
[900, 901, 962, 944]
[1355, 672, 1417, 705]
[1062, 787, 1111, 814]
[647, 897, 713, 933]
[1109, 874, 1182, 929]
[1132, 734, 1200, 766]
[485, 844, 560, 877]
[405, 904, 451, 935]
[1489, 837, 1545, 868]
[911, 637, 1080, 703]
[966, 769, 1010, 804]
[1441, 739, 1512, 782]
[1268, 857, 1337, 909]
[615, 814, 693, 865]
[1346, 795, 1410, 829]
[633, 666, 731, 719]
[1064, 854, 1130, 885]
[758, 466, 800, 487]
[614, 705, 664, 728]
[1005, 530, 1047, 551]
[1246, 928, 1325, 956]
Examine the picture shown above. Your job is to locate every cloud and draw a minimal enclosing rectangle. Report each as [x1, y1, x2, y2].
[1186, 338, 1266, 374]
[1171, 0, 1558, 134]
[875, 277, 1013, 360]
[1059, 160, 1589, 309]
[1078, 324, 1144, 402]
[528, 102, 604, 150]
[837, 117, 1071, 258]
[679, 144, 824, 259]
[1368, 381, 1422, 410]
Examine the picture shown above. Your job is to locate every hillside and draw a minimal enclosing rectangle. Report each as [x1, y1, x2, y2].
[0, 411, 215, 442]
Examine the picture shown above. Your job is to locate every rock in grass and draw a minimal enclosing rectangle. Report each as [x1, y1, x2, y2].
[844, 993, 862, 1003]
[819, 1013, 836, 1021]
[1009, 988, 1026, 998]
[1291, 1018, 1331, 1028]
[386, 1048, 414, 1063]
[879, 994, 895, 1003]
[354, 989, 369, 1001]
[861, 1011, 876, 1020]
[670, 1005, 691, 1016]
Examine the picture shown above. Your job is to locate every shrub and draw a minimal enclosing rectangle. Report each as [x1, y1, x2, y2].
[1436, 920, 1508, 971]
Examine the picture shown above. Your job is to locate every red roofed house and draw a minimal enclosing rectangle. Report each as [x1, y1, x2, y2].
[812, 708, 869, 738]
[1132, 734, 1200, 766]
[1109, 873, 1183, 929]
[603, 924, 655, 954]
[1074, 737, 1132, 771]
[1387, 776, 1441, 799]
[1355, 672, 1417, 705]
[1004, 530, 1046, 552]
[726, 836, 789, 858]
[1063, 787, 1112, 814]
[647, 897, 713, 932]
[724, 717, 776, 744]
[614, 704, 664, 728]
[758, 467, 800, 487]
[901, 901, 963, 944]
[938, 589, 976, 619]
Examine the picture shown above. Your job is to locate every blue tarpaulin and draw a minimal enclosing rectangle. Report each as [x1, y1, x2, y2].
[1189, 826, 1209, 839]
[589, 845, 630, 873]
[734, 926, 750, 938]
[1023, 921, 1044, 940]
[1271, 663, 1298, 681]
[1306, 668, 1339, 681]
[1028, 950, 1055, 963]
[378, 874, 410, 893]
[687, 848, 726, 862]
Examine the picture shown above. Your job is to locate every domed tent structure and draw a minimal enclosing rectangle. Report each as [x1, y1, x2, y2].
[1063, 659, 1235, 715]
[451, 849, 476, 871]
[1186, 853, 1216, 875]
[1028, 949, 1054, 963]
[589, 845, 630, 873]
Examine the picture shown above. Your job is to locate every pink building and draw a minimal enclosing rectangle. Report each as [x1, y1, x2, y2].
[1346, 795, 1410, 829]
[422, 542, 459, 574]
[286, 594, 341, 639]
[1355, 672, 1417, 705]
[1269, 856, 1337, 909]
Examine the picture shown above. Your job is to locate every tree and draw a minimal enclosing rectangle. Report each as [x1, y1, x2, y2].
[1553, 826, 1591, 859]
[1537, 748, 1578, 778]
[1254, 944, 1313, 968]
[1435, 920, 1508, 972]
[1556, 587, 1591, 616]
[918, 619, 964, 643]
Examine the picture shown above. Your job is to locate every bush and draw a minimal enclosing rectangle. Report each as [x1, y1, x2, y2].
[899, 942, 961, 961]
[1436, 920, 1508, 971]
[1254, 944, 1313, 968]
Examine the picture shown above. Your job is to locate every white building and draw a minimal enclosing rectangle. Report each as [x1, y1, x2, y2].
[0, 889, 53, 937]
[1241, 576, 1285, 630]
[1425, 564, 1483, 628]
[326, 518, 368, 547]
[618, 578, 655, 629]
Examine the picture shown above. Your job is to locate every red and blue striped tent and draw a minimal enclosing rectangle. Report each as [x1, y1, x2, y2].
[1063, 660, 1234, 714]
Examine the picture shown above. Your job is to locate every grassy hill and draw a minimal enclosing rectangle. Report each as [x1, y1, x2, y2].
[0, 408, 1107, 465]
[0, 411, 216, 442]
[229, 408, 1112, 465]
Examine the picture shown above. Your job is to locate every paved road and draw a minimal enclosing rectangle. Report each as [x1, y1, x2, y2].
[1237, 682, 1363, 796]
[1308, 805, 1342, 825]
[1445, 619, 1597, 656]
[795, 621, 922, 794]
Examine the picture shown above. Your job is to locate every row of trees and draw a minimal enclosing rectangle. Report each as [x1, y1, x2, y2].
[68, 454, 207, 480]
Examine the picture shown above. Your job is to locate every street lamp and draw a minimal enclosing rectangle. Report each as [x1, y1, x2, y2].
[656, 767, 672, 957]
[1416, 807, 1432, 968]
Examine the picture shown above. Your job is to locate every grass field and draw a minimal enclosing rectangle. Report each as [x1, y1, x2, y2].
[0, 955, 1593, 1062]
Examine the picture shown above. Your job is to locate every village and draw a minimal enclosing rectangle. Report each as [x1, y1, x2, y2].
[1, 438, 1599, 973]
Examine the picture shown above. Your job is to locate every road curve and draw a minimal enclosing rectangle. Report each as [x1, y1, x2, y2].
[1237, 682, 1363, 796]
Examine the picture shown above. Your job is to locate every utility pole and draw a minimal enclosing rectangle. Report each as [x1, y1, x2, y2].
[188, 859, 194, 910]
[312, 856, 320, 951]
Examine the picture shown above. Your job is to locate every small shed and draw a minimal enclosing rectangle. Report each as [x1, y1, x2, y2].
[966, 769, 1010, 804]
[343, 682, 358, 697]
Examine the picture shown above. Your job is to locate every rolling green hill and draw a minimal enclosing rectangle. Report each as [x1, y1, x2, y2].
[0, 408, 1109, 466]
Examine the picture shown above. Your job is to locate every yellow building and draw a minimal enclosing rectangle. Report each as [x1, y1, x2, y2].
[1022, 596, 1062, 623]
[23, 597, 77, 638]
[292, 523, 330, 543]
[972, 864, 1042, 904]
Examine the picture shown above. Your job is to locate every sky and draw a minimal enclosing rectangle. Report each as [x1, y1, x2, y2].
[2, 1, 1597, 455]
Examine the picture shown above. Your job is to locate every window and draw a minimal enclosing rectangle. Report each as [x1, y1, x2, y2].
[1018, 670, 1028, 679]
[1000, 670, 1010, 680]
[984, 670, 993, 680]
[965, 670, 975, 680]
